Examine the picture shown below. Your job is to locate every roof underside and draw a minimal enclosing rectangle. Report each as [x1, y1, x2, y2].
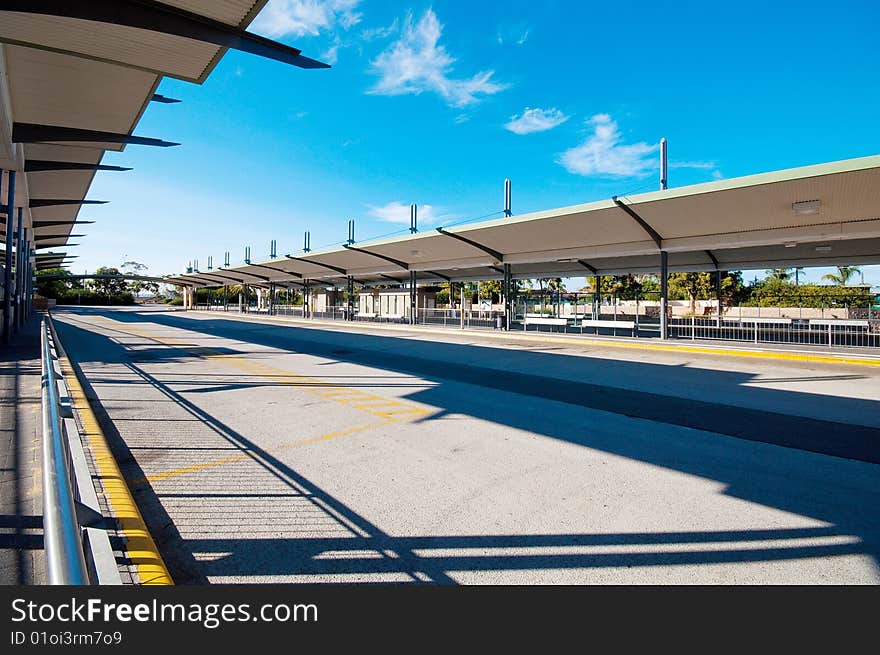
[170, 155, 880, 288]
[0, 0, 310, 256]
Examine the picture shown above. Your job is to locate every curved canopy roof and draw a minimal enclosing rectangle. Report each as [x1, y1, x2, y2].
[169, 154, 880, 288]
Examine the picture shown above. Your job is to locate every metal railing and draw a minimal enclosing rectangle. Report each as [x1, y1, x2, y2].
[40, 316, 122, 585]
[668, 316, 880, 348]
[41, 317, 89, 584]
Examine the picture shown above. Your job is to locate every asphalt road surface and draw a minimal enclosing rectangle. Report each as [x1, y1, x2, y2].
[53, 306, 880, 584]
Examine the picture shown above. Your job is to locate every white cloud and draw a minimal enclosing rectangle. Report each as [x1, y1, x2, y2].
[712, 170, 724, 180]
[251, 0, 362, 38]
[368, 9, 507, 107]
[368, 202, 451, 225]
[321, 44, 339, 65]
[516, 29, 530, 45]
[505, 107, 569, 135]
[558, 114, 657, 177]
[362, 19, 399, 41]
[669, 160, 716, 169]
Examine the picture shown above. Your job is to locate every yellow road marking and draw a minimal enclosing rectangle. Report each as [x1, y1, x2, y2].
[77, 317, 434, 484]
[58, 352, 173, 586]
[91, 317, 432, 420]
[142, 419, 399, 484]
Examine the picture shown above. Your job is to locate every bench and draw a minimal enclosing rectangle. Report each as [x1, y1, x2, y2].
[808, 319, 869, 327]
[736, 317, 792, 325]
[578, 319, 637, 335]
[523, 317, 569, 332]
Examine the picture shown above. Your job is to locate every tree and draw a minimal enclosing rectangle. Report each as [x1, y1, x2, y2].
[667, 271, 747, 314]
[89, 267, 128, 297]
[668, 273, 713, 314]
[821, 265, 861, 286]
[121, 260, 159, 296]
[765, 268, 793, 283]
[35, 267, 74, 298]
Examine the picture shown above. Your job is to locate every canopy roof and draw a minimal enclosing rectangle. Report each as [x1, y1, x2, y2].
[1, 1, 326, 257]
[169, 154, 880, 288]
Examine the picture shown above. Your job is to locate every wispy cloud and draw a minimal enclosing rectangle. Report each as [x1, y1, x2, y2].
[368, 9, 508, 107]
[321, 44, 339, 65]
[497, 25, 531, 46]
[368, 201, 452, 225]
[669, 160, 716, 169]
[361, 19, 399, 41]
[251, 0, 362, 38]
[558, 114, 657, 177]
[505, 107, 569, 135]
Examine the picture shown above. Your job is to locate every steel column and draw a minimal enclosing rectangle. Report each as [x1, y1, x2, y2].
[503, 264, 512, 330]
[716, 270, 724, 328]
[409, 270, 417, 324]
[347, 276, 354, 320]
[14, 208, 24, 330]
[3, 170, 14, 344]
[660, 251, 669, 339]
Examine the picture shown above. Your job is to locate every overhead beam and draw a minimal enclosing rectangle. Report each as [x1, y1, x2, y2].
[217, 267, 270, 282]
[24, 160, 132, 172]
[705, 249, 719, 269]
[0, 0, 330, 70]
[151, 94, 181, 104]
[244, 263, 303, 279]
[32, 220, 95, 227]
[285, 254, 347, 276]
[30, 198, 107, 208]
[577, 259, 597, 274]
[343, 244, 409, 270]
[427, 270, 451, 282]
[186, 271, 244, 285]
[489, 265, 505, 275]
[611, 197, 663, 249]
[436, 227, 504, 262]
[13, 123, 178, 147]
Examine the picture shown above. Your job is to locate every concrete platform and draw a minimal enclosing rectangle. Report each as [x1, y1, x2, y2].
[0, 316, 46, 585]
[53, 306, 880, 584]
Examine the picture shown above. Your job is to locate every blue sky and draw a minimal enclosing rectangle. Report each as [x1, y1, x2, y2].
[81, 0, 880, 288]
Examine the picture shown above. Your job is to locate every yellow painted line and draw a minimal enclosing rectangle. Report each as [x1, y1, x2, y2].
[89, 317, 433, 421]
[58, 352, 173, 586]
[69, 316, 435, 487]
[142, 420, 391, 484]
[190, 310, 880, 369]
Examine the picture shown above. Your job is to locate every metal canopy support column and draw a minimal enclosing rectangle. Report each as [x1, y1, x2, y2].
[706, 250, 722, 328]
[304, 279, 311, 318]
[660, 251, 669, 340]
[593, 276, 601, 320]
[16, 219, 26, 329]
[409, 270, 417, 325]
[347, 276, 354, 321]
[3, 170, 14, 344]
[14, 208, 24, 331]
[503, 264, 512, 330]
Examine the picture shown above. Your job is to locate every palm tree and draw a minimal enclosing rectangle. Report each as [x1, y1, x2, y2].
[765, 268, 792, 283]
[821, 265, 861, 286]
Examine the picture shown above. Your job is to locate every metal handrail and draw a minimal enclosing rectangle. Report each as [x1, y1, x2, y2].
[41, 316, 89, 584]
